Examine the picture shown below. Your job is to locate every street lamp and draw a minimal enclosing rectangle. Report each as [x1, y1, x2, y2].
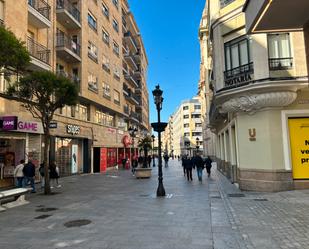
[151, 85, 168, 197]
[196, 137, 200, 155]
[151, 134, 155, 167]
[128, 126, 138, 168]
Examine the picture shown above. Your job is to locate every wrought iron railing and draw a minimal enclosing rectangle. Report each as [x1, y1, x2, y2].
[130, 111, 140, 121]
[56, 0, 80, 23]
[269, 57, 293, 70]
[124, 31, 139, 49]
[27, 37, 50, 65]
[28, 0, 51, 20]
[224, 62, 254, 87]
[56, 33, 80, 56]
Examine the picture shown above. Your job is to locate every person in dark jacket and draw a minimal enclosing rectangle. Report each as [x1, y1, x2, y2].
[205, 156, 213, 177]
[147, 155, 152, 168]
[49, 161, 60, 188]
[194, 153, 205, 181]
[183, 156, 193, 181]
[181, 155, 186, 176]
[23, 160, 36, 193]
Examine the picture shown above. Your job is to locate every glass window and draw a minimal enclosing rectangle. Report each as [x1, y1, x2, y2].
[102, 55, 110, 72]
[88, 41, 98, 61]
[112, 0, 118, 8]
[112, 19, 119, 32]
[102, 2, 109, 19]
[102, 29, 110, 45]
[102, 82, 110, 98]
[194, 105, 201, 110]
[184, 132, 190, 137]
[183, 106, 189, 110]
[114, 64, 120, 79]
[114, 90, 120, 104]
[88, 73, 98, 92]
[113, 41, 119, 56]
[183, 115, 189, 119]
[184, 124, 189, 128]
[95, 110, 114, 126]
[191, 114, 201, 118]
[268, 33, 291, 59]
[195, 123, 202, 127]
[192, 132, 202, 136]
[88, 12, 97, 30]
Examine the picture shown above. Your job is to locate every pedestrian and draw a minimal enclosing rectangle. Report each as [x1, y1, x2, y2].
[138, 156, 143, 168]
[132, 155, 138, 175]
[23, 160, 36, 193]
[181, 155, 186, 176]
[121, 157, 127, 169]
[205, 156, 213, 177]
[152, 154, 156, 167]
[14, 159, 25, 188]
[49, 161, 60, 188]
[194, 153, 205, 181]
[163, 154, 169, 167]
[39, 162, 45, 189]
[183, 156, 193, 181]
[147, 155, 152, 168]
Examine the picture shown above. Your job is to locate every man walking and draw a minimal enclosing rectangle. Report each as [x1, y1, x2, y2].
[205, 156, 213, 177]
[194, 153, 205, 182]
[14, 160, 25, 188]
[23, 160, 36, 193]
[183, 156, 193, 181]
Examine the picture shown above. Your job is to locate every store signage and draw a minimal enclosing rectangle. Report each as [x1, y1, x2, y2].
[108, 128, 116, 134]
[122, 135, 131, 148]
[17, 120, 43, 134]
[49, 121, 58, 129]
[1, 116, 18, 130]
[225, 73, 253, 87]
[67, 124, 80, 135]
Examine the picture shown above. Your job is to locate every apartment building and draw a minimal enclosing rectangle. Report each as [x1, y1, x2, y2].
[198, 2, 216, 157]
[171, 97, 203, 157]
[162, 115, 174, 157]
[0, 0, 150, 188]
[207, 0, 309, 191]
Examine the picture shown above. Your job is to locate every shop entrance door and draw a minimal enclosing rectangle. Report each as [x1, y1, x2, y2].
[93, 147, 100, 173]
[288, 118, 309, 179]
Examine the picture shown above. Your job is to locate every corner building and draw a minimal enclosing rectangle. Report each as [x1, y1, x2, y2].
[207, 0, 309, 191]
[0, 0, 150, 188]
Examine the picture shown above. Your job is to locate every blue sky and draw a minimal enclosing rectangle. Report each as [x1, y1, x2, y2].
[128, 0, 206, 123]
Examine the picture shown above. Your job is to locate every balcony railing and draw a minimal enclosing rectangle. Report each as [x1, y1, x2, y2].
[130, 111, 140, 121]
[224, 62, 254, 87]
[269, 57, 293, 71]
[28, 0, 51, 20]
[56, 70, 80, 90]
[220, 0, 236, 8]
[27, 37, 50, 65]
[124, 31, 139, 50]
[56, 0, 80, 23]
[56, 33, 80, 56]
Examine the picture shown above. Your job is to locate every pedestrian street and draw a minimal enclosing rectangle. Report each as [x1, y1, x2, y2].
[1, 159, 309, 249]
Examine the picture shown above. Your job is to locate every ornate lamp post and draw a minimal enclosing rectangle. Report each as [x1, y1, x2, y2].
[151, 134, 155, 167]
[151, 85, 167, 197]
[128, 126, 138, 168]
[196, 137, 200, 155]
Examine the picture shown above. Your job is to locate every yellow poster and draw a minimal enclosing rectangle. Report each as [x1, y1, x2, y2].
[288, 118, 309, 179]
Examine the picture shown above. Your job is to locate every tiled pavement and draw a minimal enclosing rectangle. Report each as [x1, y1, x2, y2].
[1, 160, 309, 249]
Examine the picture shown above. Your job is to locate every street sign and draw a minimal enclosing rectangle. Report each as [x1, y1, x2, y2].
[49, 121, 57, 129]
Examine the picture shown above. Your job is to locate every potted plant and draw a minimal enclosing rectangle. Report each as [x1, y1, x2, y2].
[135, 135, 153, 178]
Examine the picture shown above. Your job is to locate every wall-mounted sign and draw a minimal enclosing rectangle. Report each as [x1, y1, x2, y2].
[249, 128, 256, 141]
[122, 135, 131, 148]
[49, 121, 58, 129]
[0, 116, 18, 130]
[67, 125, 80, 135]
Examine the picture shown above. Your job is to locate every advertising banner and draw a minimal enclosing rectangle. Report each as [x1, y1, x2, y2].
[100, 148, 107, 172]
[288, 118, 309, 179]
[71, 144, 78, 174]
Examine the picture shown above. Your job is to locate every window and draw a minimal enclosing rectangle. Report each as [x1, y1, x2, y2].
[112, 18, 119, 32]
[102, 29, 110, 45]
[194, 105, 201, 110]
[77, 104, 90, 121]
[102, 2, 109, 18]
[184, 124, 189, 128]
[268, 33, 293, 70]
[195, 123, 202, 128]
[88, 73, 98, 92]
[183, 106, 189, 110]
[191, 114, 201, 119]
[95, 110, 114, 126]
[88, 12, 97, 31]
[88, 41, 98, 62]
[102, 82, 111, 99]
[225, 36, 252, 71]
[192, 132, 202, 137]
[220, 0, 235, 8]
[114, 65, 120, 79]
[184, 132, 190, 137]
[102, 55, 110, 72]
[0, 72, 8, 93]
[114, 90, 120, 104]
[112, 0, 118, 8]
[183, 115, 189, 119]
[113, 41, 119, 56]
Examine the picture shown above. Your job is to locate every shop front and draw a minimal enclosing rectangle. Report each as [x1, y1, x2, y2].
[0, 116, 43, 188]
[50, 123, 91, 177]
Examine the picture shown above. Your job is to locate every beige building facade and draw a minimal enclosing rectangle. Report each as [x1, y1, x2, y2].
[162, 115, 174, 157]
[171, 97, 203, 157]
[0, 0, 150, 188]
[207, 0, 309, 191]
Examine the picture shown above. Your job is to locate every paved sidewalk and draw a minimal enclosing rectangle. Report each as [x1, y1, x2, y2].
[0, 160, 309, 249]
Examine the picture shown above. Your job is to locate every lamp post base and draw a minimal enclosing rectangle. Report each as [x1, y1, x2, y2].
[156, 182, 166, 197]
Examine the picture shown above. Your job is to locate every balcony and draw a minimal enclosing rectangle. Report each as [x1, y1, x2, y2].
[56, 0, 81, 29]
[269, 57, 293, 71]
[123, 31, 138, 53]
[224, 62, 254, 88]
[56, 70, 80, 92]
[56, 33, 81, 63]
[28, 0, 51, 28]
[123, 83, 129, 96]
[27, 37, 51, 71]
[123, 105, 129, 115]
[125, 91, 139, 106]
[130, 111, 140, 122]
[124, 70, 139, 88]
[124, 52, 139, 71]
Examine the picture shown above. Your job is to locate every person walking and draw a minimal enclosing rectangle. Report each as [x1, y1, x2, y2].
[14, 160, 25, 188]
[183, 156, 193, 181]
[147, 155, 152, 168]
[39, 162, 45, 189]
[132, 155, 138, 176]
[205, 156, 213, 177]
[163, 154, 169, 167]
[181, 155, 186, 176]
[194, 153, 205, 182]
[23, 160, 36, 193]
[49, 161, 60, 188]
